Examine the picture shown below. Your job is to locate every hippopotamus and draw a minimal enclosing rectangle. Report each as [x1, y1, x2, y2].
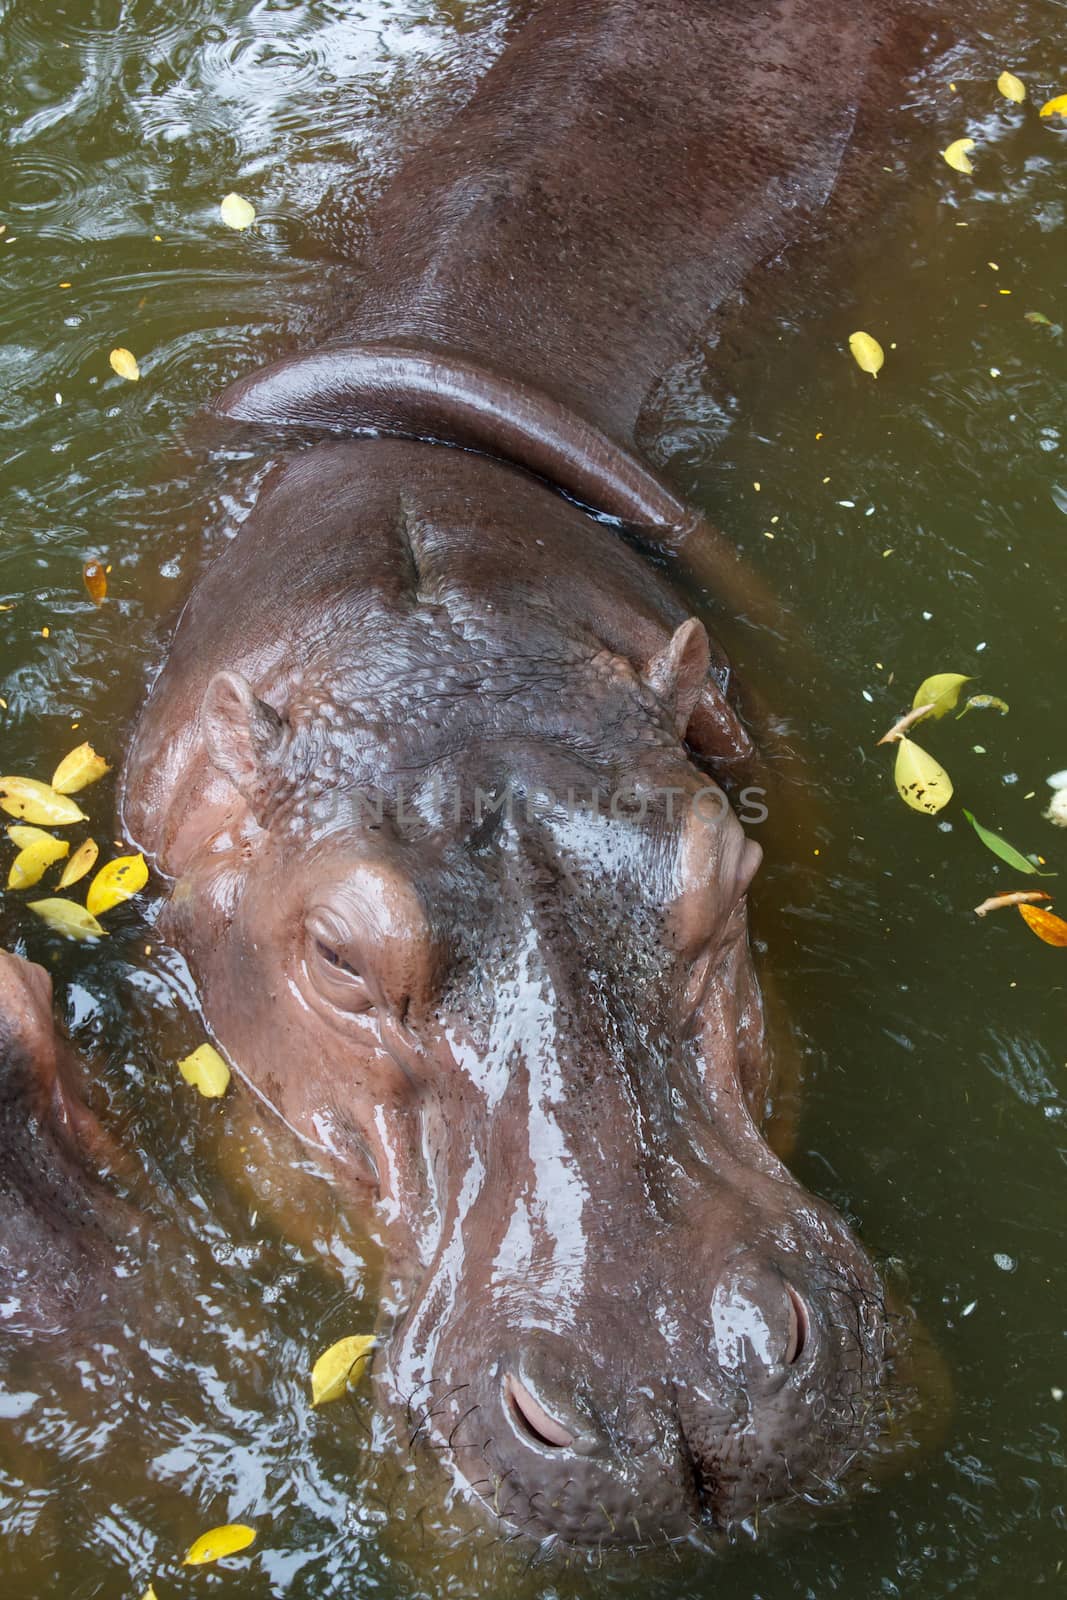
[0, 951, 135, 1338]
[7, 0, 930, 1551]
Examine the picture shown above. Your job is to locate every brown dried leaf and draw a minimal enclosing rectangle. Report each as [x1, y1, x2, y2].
[974, 890, 1052, 917]
[878, 703, 934, 745]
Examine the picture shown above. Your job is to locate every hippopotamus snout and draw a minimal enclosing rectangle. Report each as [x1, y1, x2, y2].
[386, 1161, 889, 1547]
[477, 1266, 878, 1541]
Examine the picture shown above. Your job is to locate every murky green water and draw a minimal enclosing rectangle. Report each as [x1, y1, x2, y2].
[1, 2, 1064, 1595]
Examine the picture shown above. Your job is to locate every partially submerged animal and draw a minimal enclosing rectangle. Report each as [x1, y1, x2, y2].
[0, 951, 133, 1339]
[6, 0, 933, 1549]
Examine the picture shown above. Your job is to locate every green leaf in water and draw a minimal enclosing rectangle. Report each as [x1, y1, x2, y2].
[961, 810, 1056, 876]
[1024, 311, 1063, 337]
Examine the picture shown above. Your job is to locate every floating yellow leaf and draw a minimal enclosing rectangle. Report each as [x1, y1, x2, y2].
[28, 898, 106, 940]
[83, 558, 108, 604]
[7, 823, 59, 849]
[912, 672, 971, 720]
[178, 1043, 231, 1098]
[1038, 93, 1067, 119]
[0, 777, 86, 825]
[108, 347, 140, 381]
[86, 852, 148, 915]
[848, 331, 884, 377]
[894, 736, 953, 815]
[997, 71, 1026, 103]
[58, 837, 99, 888]
[942, 137, 976, 174]
[141, 1587, 158, 1600]
[310, 1335, 375, 1407]
[52, 742, 110, 794]
[1018, 903, 1067, 946]
[220, 192, 256, 230]
[8, 834, 69, 889]
[183, 1523, 257, 1565]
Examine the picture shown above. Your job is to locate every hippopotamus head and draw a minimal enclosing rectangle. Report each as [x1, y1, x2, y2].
[125, 441, 897, 1545]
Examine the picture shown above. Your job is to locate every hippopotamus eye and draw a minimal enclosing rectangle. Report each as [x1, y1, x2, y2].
[316, 939, 359, 978]
[305, 916, 374, 1013]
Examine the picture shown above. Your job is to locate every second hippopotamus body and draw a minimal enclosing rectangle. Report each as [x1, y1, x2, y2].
[0, 952, 135, 1338]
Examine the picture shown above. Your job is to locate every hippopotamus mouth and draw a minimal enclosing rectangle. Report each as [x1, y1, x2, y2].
[388, 1275, 894, 1550]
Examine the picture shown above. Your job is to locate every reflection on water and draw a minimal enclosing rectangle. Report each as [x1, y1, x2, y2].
[1, 0, 1065, 1595]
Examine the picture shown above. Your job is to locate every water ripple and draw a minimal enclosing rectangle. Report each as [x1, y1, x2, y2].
[5, 0, 206, 54]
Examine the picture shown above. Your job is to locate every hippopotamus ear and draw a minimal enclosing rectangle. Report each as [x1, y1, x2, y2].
[644, 619, 754, 769]
[201, 671, 287, 814]
[644, 618, 711, 735]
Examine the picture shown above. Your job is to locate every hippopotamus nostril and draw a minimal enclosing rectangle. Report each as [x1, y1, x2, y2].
[503, 1372, 575, 1449]
[711, 1262, 814, 1375]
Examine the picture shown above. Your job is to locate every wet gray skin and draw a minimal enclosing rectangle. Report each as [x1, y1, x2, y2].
[377, 756, 890, 1546]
